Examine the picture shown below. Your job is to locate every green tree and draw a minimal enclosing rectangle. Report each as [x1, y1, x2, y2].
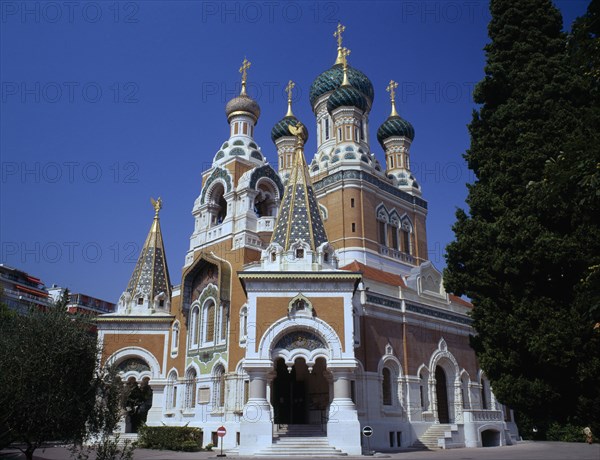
[444, 0, 600, 437]
[55, 287, 71, 312]
[0, 307, 128, 460]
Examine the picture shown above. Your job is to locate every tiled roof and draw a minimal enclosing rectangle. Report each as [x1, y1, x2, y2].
[126, 214, 172, 301]
[341, 261, 407, 288]
[449, 294, 473, 308]
[271, 142, 328, 251]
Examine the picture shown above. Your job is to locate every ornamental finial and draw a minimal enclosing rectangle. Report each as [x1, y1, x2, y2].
[341, 47, 351, 86]
[285, 80, 295, 117]
[386, 80, 399, 117]
[334, 22, 346, 65]
[150, 197, 162, 217]
[239, 57, 251, 95]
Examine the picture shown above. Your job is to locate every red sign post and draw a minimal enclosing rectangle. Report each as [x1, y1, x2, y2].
[217, 426, 226, 457]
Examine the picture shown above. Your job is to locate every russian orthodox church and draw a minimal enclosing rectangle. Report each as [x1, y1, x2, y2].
[97, 25, 519, 454]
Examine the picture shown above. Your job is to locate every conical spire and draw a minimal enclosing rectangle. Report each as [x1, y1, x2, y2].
[126, 197, 172, 302]
[271, 123, 328, 251]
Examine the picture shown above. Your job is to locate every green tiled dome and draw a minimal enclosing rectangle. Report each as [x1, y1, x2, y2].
[327, 85, 368, 113]
[271, 116, 309, 143]
[309, 64, 374, 107]
[377, 115, 415, 146]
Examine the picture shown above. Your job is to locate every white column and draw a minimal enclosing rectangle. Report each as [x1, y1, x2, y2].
[327, 367, 361, 455]
[145, 380, 166, 426]
[239, 363, 273, 455]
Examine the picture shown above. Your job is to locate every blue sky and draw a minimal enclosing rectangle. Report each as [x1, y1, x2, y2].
[1, 0, 589, 302]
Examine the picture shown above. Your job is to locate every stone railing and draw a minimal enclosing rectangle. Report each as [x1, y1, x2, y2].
[378, 244, 416, 264]
[463, 409, 503, 422]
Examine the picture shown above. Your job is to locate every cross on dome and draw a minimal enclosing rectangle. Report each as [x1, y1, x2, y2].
[341, 47, 351, 86]
[285, 80, 295, 117]
[386, 79, 399, 117]
[239, 57, 251, 95]
[334, 23, 346, 65]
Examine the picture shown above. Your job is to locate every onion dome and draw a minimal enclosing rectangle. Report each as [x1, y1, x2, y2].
[271, 116, 308, 143]
[377, 79, 414, 147]
[271, 80, 308, 143]
[327, 85, 367, 113]
[310, 64, 374, 108]
[377, 115, 415, 144]
[225, 93, 260, 123]
[225, 57, 260, 123]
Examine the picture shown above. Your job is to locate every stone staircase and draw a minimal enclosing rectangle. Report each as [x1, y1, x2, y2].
[252, 424, 347, 456]
[412, 424, 453, 449]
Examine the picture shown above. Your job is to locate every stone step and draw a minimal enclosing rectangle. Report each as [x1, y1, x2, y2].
[255, 432, 347, 457]
[413, 424, 454, 449]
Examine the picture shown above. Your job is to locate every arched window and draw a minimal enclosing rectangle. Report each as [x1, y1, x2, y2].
[171, 321, 180, 355]
[382, 368, 392, 406]
[208, 183, 227, 226]
[419, 368, 430, 410]
[190, 306, 200, 348]
[461, 372, 470, 409]
[400, 219, 412, 255]
[239, 305, 248, 343]
[213, 365, 226, 410]
[218, 303, 227, 343]
[166, 371, 178, 410]
[378, 219, 387, 245]
[254, 181, 278, 218]
[480, 375, 492, 410]
[185, 368, 197, 409]
[203, 301, 215, 344]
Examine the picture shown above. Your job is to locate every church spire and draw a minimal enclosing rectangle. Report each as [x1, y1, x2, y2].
[270, 123, 328, 252]
[124, 197, 172, 309]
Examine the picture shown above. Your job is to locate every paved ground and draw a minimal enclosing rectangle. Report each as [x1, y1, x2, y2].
[1, 441, 598, 460]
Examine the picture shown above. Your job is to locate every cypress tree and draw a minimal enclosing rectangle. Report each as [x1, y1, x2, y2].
[444, 0, 600, 437]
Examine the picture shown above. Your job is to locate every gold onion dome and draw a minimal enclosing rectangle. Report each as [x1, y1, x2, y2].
[225, 94, 261, 122]
[225, 58, 261, 123]
[271, 80, 308, 143]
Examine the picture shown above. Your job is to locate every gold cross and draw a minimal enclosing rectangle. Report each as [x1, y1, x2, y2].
[387, 80, 398, 102]
[285, 80, 295, 101]
[341, 47, 351, 67]
[387, 80, 399, 116]
[334, 22, 345, 49]
[239, 57, 251, 84]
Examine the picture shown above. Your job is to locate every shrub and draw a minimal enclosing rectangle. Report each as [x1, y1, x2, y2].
[137, 425, 202, 451]
[181, 440, 201, 452]
[546, 422, 586, 442]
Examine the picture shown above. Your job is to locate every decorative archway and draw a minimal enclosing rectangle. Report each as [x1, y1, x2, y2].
[257, 316, 343, 362]
[428, 339, 461, 423]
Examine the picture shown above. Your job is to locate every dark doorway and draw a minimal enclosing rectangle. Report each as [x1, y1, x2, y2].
[272, 357, 329, 425]
[481, 429, 500, 447]
[124, 377, 153, 433]
[273, 358, 306, 424]
[435, 366, 450, 423]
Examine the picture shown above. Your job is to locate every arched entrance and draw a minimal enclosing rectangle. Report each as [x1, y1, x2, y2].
[123, 376, 153, 433]
[435, 366, 450, 424]
[272, 357, 329, 425]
